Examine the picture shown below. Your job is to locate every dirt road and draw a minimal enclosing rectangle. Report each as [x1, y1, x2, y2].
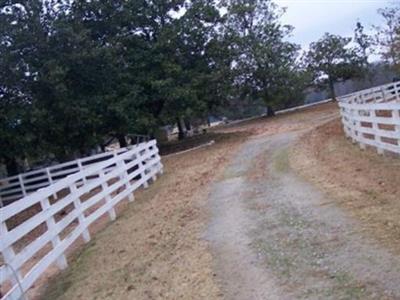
[207, 122, 400, 299]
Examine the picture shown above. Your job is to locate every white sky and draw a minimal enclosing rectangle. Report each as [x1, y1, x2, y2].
[274, 0, 390, 49]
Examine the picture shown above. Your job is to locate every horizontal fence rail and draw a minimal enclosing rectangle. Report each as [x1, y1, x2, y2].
[0, 147, 134, 206]
[338, 81, 400, 104]
[338, 81, 400, 155]
[0, 140, 163, 300]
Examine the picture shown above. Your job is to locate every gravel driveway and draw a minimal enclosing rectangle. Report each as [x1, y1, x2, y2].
[207, 127, 400, 300]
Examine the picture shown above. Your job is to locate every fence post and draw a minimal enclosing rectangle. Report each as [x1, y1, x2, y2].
[70, 182, 91, 243]
[393, 108, 400, 147]
[46, 167, 58, 201]
[99, 169, 117, 221]
[113, 150, 131, 197]
[371, 109, 384, 154]
[358, 108, 366, 148]
[139, 146, 149, 189]
[353, 107, 366, 149]
[151, 141, 163, 177]
[40, 196, 68, 270]
[157, 154, 164, 175]
[148, 146, 157, 182]
[340, 106, 350, 138]
[117, 158, 135, 202]
[0, 222, 24, 286]
[77, 159, 87, 185]
[350, 108, 358, 144]
[18, 174, 26, 197]
[46, 167, 52, 185]
[359, 91, 364, 104]
[381, 87, 386, 102]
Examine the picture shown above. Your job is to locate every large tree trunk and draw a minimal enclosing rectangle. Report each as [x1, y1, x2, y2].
[176, 117, 185, 140]
[266, 105, 275, 117]
[5, 157, 19, 176]
[184, 118, 191, 131]
[328, 77, 337, 101]
[264, 91, 275, 117]
[117, 133, 127, 148]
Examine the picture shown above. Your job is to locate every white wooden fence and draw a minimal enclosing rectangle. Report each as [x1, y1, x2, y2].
[0, 147, 135, 206]
[0, 140, 162, 300]
[338, 81, 400, 155]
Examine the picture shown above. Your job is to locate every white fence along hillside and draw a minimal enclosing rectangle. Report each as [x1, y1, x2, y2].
[0, 147, 137, 206]
[338, 81, 400, 155]
[0, 140, 162, 300]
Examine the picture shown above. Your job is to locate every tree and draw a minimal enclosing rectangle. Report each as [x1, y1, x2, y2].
[130, 0, 228, 139]
[354, 21, 373, 67]
[67, 1, 160, 147]
[159, 0, 225, 138]
[374, 4, 400, 72]
[29, 7, 122, 159]
[221, 0, 306, 113]
[0, 1, 49, 174]
[1, 0, 317, 174]
[354, 21, 374, 82]
[304, 33, 364, 101]
[0, 1, 145, 165]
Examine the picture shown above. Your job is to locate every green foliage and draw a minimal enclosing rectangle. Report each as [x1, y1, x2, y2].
[0, 1, 47, 171]
[0, 0, 230, 168]
[3, 0, 369, 174]
[304, 33, 364, 100]
[222, 0, 307, 110]
[354, 22, 373, 67]
[374, 4, 400, 73]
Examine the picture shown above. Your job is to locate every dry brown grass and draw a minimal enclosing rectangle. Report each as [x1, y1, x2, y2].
[291, 119, 400, 254]
[38, 132, 247, 300]
[216, 102, 339, 136]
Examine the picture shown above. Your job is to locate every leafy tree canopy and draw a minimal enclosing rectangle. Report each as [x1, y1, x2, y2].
[304, 33, 364, 100]
[221, 0, 306, 111]
[1, 0, 377, 175]
[374, 4, 400, 73]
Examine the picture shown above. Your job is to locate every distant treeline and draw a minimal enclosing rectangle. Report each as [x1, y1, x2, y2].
[305, 63, 398, 104]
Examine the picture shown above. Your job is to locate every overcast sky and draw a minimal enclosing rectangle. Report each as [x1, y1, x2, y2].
[274, 0, 390, 50]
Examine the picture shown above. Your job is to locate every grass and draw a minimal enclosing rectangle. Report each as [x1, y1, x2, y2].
[38, 131, 247, 300]
[273, 148, 290, 173]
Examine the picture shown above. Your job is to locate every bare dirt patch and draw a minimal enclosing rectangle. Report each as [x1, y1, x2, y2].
[291, 118, 400, 255]
[39, 132, 247, 300]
